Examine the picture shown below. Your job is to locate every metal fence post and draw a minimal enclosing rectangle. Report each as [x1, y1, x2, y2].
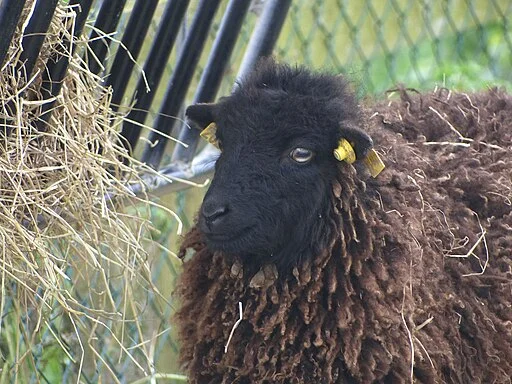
[170, 0, 253, 165]
[87, 0, 128, 76]
[107, 0, 159, 111]
[145, 0, 292, 196]
[236, 0, 292, 82]
[119, 0, 190, 153]
[140, 0, 223, 169]
[37, 0, 94, 128]
[18, 0, 59, 79]
[0, 0, 27, 68]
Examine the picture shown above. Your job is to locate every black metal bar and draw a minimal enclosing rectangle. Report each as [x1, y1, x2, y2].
[120, 0, 190, 153]
[139, 0, 292, 194]
[129, 145, 218, 197]
[0, 0, 27, 68]
[236, 0, 292, 81]
[107, 0, 159, 110]
[37, 0, 94, 128]
[18, 0, 59, 79]
[170, 0, 252, 165]
[87, 0, 127, 76]
[140, 0, 222, 168]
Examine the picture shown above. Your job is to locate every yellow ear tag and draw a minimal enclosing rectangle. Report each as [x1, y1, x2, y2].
[333, 138, 356, 164]
[363, 149, 385, 178]
[334, 138, 385, 178]
[200, 122, 220, 148]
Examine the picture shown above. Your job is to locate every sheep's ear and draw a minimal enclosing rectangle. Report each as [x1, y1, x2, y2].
[186, 103, 217, 130]
[337, 124, 374, 159]
[335, 124, 385, 177]
[186, 103, 220, 148]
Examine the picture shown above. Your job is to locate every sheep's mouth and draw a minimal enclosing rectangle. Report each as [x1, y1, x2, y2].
[203, 225, 255, 250]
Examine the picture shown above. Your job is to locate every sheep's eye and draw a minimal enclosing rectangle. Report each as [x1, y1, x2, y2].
[289, 147, 314, 163]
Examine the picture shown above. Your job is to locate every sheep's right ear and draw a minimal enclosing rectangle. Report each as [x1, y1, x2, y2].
[186, 103, 220, 148]
[186, 103, 217, 130]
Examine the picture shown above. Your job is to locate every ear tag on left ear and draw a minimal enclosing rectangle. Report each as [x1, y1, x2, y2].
[333, 138, 356, 164]
[200, 122, 219, 149]
[334, 138, 385, 178]
[363, 149, 385, 178]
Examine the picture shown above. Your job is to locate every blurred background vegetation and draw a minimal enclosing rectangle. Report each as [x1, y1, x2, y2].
[3, 0, 510, 382]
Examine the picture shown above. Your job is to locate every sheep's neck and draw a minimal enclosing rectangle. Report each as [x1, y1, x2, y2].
[175, 171, 379, 382]
[244, 171, 375, 288]
[328, 173, 375, 276]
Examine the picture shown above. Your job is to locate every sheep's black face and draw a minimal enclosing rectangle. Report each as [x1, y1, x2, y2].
[186, 60, 371, 270]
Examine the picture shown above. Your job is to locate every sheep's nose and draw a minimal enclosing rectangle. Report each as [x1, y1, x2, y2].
[201, 201, 229, 229]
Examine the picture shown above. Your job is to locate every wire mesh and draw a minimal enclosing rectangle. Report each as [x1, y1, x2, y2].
[1, 0, 510, 383]
[275, 0, 511, 94]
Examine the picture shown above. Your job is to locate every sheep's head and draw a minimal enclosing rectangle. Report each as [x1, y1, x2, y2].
[186, 60, 376, 270]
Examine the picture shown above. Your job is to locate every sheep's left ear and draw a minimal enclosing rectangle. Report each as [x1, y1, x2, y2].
[337, 124, 374, 160]
[335, 124, 385, 177]
[186, 103, 217, 130]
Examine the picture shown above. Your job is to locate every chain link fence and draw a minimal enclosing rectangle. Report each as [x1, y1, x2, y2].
[203, 0, 511, 102]
[2, 0, 511, 382]
[276, 0, 511, 93]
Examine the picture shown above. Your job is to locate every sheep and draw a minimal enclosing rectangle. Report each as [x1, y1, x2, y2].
[174, 59, 512, 383]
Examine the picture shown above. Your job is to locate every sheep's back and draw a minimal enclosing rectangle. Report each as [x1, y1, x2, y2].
[174, 88, 512, 383]
[363, 87, 512, 382]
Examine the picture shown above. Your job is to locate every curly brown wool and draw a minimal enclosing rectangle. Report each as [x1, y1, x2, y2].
[175, 84, 512, 383]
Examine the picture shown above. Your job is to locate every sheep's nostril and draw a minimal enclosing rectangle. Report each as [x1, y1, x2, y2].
[202, 204, 229, 227]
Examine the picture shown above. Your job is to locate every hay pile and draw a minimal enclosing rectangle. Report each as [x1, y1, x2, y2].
[0, 3, 178, 381]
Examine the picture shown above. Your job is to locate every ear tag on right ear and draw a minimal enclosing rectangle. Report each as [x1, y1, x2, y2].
[333, 139, 356, 164]
[363, 149, 385, 178]
[200, 122, 219, 149]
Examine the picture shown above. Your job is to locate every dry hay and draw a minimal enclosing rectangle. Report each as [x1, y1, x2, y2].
[0, 3, 181, 381]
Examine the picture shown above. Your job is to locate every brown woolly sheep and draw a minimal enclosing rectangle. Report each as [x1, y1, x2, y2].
[175, 60, 512, 383]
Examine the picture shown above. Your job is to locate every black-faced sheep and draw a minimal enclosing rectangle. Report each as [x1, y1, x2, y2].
[174, 59, 512, 383]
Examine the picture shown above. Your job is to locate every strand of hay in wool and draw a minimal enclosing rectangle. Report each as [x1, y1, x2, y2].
[446, 213, 490, 277]
[375, 190, 405, 217]
[461, 93, 480, 122]
[413, 317, 435, 371]
[428, 106, 504, 150]
[413, 334, 435, 370]
[422, 141, 470, 147]
[400, 285, 415, 384]
[428, 106, 465, 139]
[407, 148, 489, 273]
[225, 301, 244, 353]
